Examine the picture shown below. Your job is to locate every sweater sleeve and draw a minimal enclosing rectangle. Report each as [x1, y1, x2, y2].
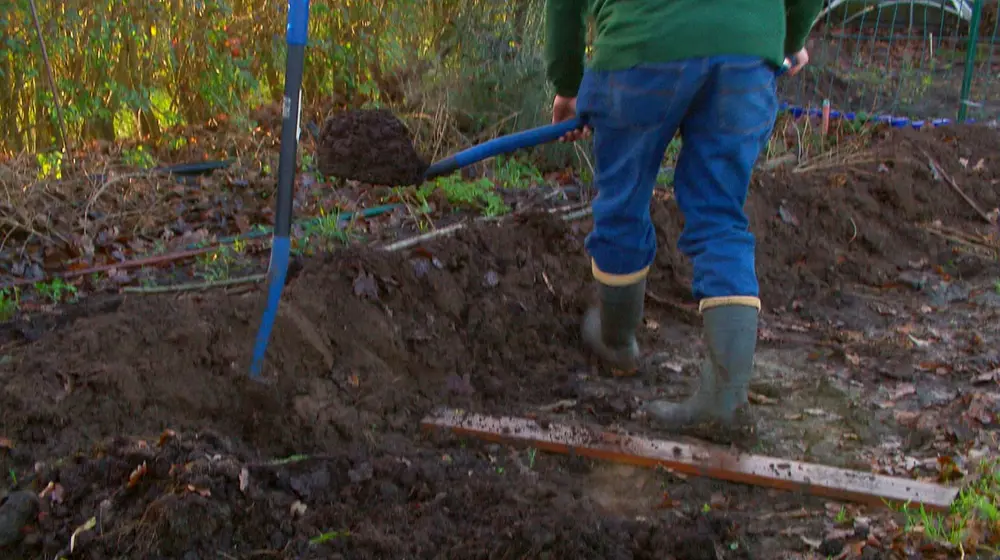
[544, 0, 588, 98]
[784, 0, 823, 54]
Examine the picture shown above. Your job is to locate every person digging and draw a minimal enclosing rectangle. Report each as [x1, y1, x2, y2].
[545, 0, 823, 444]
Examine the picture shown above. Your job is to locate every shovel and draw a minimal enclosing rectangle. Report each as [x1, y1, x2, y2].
[316, 57, 795, 187]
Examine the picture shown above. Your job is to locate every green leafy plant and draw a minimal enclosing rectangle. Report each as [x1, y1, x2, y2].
[36, 151, 63, 180]
[0, 288, 20, 321]
[493, 156, 543, 189]
[896, 459, 1000, 554]
[122, 145, 156, 169]
[196, 243, 243, 282]
[419, 174, 509, 217]
[34, 278, 77, 304]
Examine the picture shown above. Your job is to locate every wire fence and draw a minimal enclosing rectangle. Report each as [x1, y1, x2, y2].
[778, 0, 999, 126]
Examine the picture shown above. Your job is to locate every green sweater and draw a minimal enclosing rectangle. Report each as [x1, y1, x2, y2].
[545, 0, 825, 97]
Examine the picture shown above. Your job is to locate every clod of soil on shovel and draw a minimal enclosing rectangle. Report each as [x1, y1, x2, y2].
[317, 109, 429, 186]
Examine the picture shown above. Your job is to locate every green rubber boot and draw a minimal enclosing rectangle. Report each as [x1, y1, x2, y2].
[581, 279, 646, 376]
[642, 301, 759, 445]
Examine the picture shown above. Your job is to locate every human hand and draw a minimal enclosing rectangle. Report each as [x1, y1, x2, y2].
[786, 48, 809, 76]
[552, 95, 590, 142]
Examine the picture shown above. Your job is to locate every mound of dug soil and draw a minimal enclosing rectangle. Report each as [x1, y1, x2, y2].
[0, 214, 595, 462]
[0, 212, 770, 558]
[317, 109, 429, 186]
[651, 124, 1000, 308]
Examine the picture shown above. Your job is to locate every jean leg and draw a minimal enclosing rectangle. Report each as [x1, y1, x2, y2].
[579, 62, 705, 285]
[672, 56, 778, 300]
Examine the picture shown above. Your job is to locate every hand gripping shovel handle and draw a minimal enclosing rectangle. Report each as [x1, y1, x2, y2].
[423, 57, 796, 182]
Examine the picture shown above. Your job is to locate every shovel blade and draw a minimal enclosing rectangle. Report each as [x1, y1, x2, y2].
[316, 109, 429, 186]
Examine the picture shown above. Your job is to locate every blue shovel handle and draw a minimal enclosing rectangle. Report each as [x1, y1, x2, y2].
[249, 0, 310, 379]
[424, 117, 584, 180]
[423, 56, 797, 181]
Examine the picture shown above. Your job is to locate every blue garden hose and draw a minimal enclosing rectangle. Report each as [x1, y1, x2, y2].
[249, 0, 310, 379]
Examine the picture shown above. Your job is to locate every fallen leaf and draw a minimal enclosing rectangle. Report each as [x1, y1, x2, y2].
[157, 429, 177, 447]
[891, 384, 916, 400]
[709, 492, 728, 508]
[907, 334, 931, 348]
[973, 158, 986, 172]
[778, 204, 799, 226]
[801, 536, 822, 549]
[844, 352, 861, 366]
[127, 461, 148, 488]
[39, 481, 65, 503]
[973, 369, 999, 384]
[660, 361, 683, 373]
[290, 500, 308, 517]
[749, 391, 778, 405]
[70, 517, 97, 553]
[959, 157, 969, 168]
[239, 467, 250, 493]
[186, 484, 211, 497]
[410, 258, 431, 278]
[352, 271, 379, 300]
[0, 437, 12, 449]
[657, 492, 680, 509]
[936, 456, 965, 482]
[893, 411, 920, 427]
[446, 374, 475, 396]
[347, 373, 360, 387]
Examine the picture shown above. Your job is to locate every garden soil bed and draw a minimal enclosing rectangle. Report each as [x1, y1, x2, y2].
[1, 123, 998, 558]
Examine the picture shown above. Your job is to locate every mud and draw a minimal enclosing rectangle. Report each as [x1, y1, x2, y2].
[0, 212, 774, 558]
[651, 124, 1000, 309]
[2, 123, 999, 558]
[317, 109, 429, 186]
[11, 431, 762, 560]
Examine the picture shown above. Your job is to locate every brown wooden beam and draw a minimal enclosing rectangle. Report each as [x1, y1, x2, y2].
[421, 408, 959, 513]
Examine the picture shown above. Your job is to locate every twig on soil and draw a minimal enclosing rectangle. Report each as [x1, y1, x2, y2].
[921, 226, 998, 259]
[848, 217, 858, 244]
[793, 150, 875, 174]
[536, 399, 577, 412]
[541, 270, 556, 295]
[122, 274, 265, 294]
[83, 171, 157, 233]
[1, 245, 223, 290]
[560, 207, 592, 221]
[380, 204, 594, 252]
[380, 222, 466, 252]
[919, 149, 994, 224]
[759, 154, 797, 170]
[544, 201, 590, 215]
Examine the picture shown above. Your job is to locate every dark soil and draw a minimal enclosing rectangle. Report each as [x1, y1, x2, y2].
[317, 109, 429, 186]
[0, 212, 778, 559]
[1, 123, 998, 558]
[651, 124, 1000, 310]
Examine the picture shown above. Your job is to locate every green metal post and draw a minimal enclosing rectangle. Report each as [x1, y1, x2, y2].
[958, 0, 984, 122]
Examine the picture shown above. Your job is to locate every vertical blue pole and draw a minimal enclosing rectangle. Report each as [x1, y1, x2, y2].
[249, 0, 310, 378]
